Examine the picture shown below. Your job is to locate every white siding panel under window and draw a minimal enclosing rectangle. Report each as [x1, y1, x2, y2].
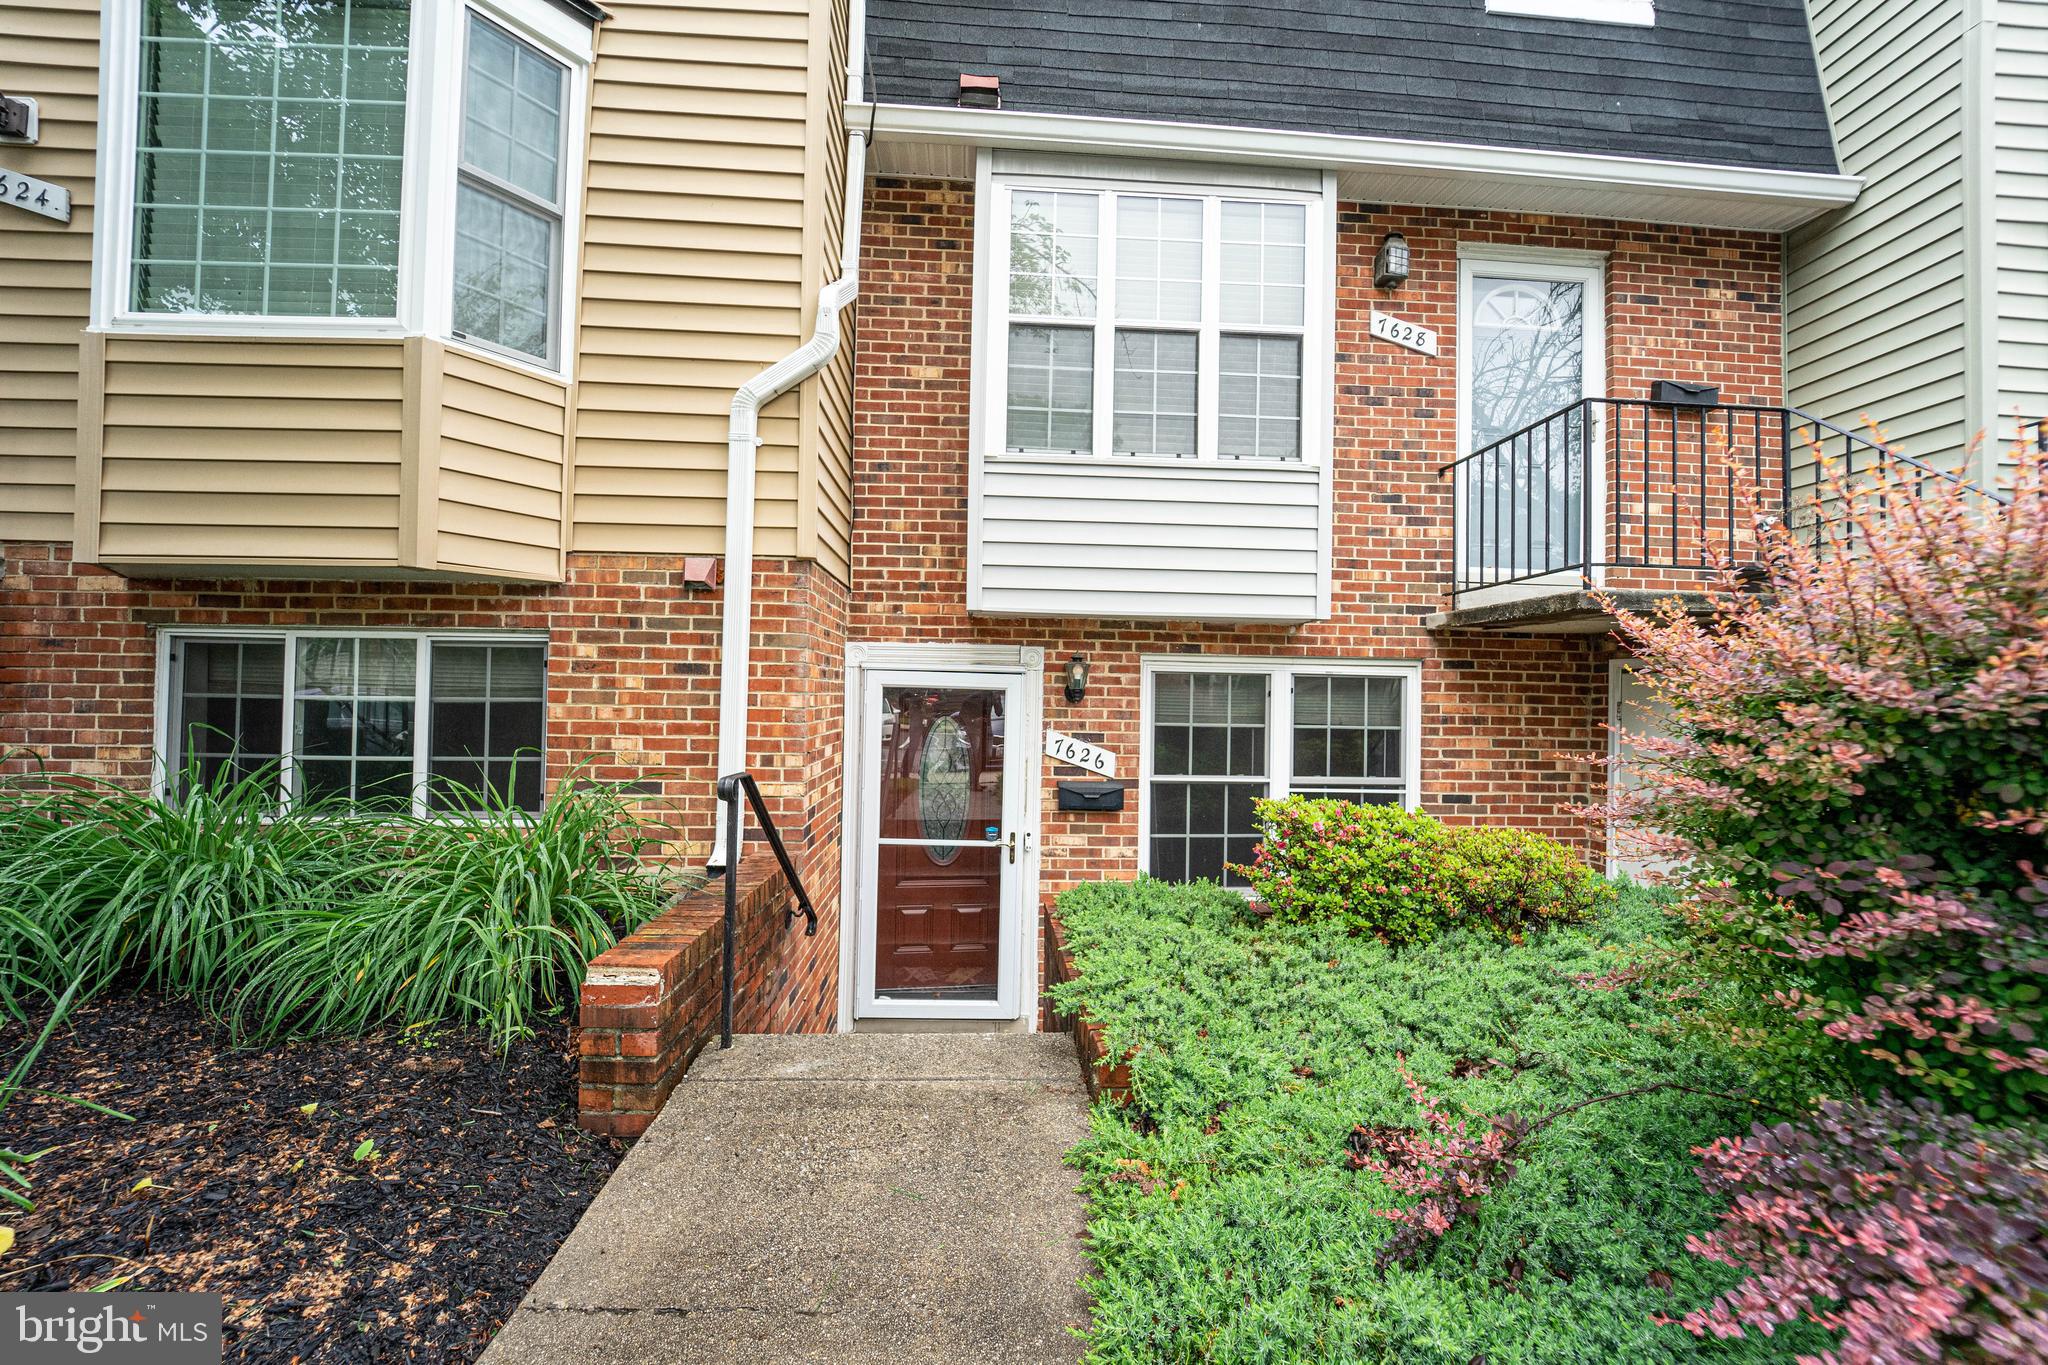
[1993, 0, 2048, 479]
[973, 460, 1324, 621]
[1789, 0, 1970, 467]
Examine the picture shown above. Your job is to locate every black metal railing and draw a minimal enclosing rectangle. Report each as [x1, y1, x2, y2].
[1441, 398, 2009, 597]
[714, 770, 818, 1049]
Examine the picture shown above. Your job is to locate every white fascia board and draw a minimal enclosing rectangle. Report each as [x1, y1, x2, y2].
[854, 102, 1862, 231]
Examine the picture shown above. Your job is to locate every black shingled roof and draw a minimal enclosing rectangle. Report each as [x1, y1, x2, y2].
[865, 0, 1839, 174]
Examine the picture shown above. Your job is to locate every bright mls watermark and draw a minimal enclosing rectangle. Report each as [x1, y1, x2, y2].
[2, 1294, 221, 1363]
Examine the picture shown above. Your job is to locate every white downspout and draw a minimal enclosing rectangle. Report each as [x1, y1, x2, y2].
[710, 6, 867, 869]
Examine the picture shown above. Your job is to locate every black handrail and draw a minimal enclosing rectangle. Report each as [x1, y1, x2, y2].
[714, 770, 818, 1049]
[1438, 397, 2010, 597]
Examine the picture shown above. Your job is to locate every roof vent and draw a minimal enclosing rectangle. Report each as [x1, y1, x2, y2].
[957, 74, 1000, 109]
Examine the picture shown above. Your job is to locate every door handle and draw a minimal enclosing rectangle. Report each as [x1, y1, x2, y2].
[1006, 830, 1017, 864]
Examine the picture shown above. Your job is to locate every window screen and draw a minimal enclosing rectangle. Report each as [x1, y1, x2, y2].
[170, 639, 285, 792]
[1149, 671, 1267, 887]
[131, 0, 409, 316]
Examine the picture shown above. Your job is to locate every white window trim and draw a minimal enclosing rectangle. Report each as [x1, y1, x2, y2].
[975, 163, 1336, 470]
[1486, 0, 1654, 26]
[90, 0, 592, 378]
[151, 626, 549, 814]
[1136, 656, 1424, 883]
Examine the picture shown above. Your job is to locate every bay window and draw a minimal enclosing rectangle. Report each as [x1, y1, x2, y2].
[161, 631, 547, 812]
[1143, 660, 1420, 886]
[988, 173, 1325, 463]
[101, 0, 591, 370]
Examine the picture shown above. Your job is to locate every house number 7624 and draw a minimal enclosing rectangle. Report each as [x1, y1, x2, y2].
[0, 167, 72, 224]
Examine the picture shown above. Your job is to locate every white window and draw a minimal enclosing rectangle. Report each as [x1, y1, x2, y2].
[96, 0, 591, 372]
[1485, 0, 1654, 25]
[158, 630, 547, 812]
[452, 13, 567, 363]
[1141, 659, 1421, 886]
[986, 173, 1328, 463]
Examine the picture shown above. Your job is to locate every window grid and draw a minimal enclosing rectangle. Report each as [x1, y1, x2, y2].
[159, 632, 546, 815]
[1111, 329, 1198, 458]
[172, 639, 285, 793]
[1005, 324, 1095, 451]
[996, 181, 1314, 464]
[131, 0, 409, 317]
[452, 13, 566, 363]
[1218, 335, 1303, 461]
[1146, 665, 1416, 888]
[427, 642, 546, 810]
[1148, 670, 1269, 888]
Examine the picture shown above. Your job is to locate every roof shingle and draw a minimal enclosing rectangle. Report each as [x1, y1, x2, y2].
[865, 0, 1839, 174]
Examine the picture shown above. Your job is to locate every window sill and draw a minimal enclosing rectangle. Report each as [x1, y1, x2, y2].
[93, 317, 413, 341]
[987, 449, 1320, 473]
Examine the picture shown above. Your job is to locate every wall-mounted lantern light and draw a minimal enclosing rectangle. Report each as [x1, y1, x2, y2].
[1373, 232, 1410, 290]
[1062, 653, 1090, 704]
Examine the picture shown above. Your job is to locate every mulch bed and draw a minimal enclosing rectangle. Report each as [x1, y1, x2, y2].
[0, 995, 623, 1362]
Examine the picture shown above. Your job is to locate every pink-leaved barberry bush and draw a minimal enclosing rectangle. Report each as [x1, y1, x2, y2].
[1604, 438, 2048, 1362]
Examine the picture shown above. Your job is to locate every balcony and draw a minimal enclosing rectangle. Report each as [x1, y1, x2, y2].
[1426, 398, 2001, 633]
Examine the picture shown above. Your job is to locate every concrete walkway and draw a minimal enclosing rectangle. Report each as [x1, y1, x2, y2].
[482, 1033, 1095, 1365]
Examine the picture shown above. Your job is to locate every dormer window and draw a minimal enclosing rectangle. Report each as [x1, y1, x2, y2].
[1485, 0, 1654, 25]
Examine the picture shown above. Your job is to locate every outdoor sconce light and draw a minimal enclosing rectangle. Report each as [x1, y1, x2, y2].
[1373, 232, 1410, 290]
[1063, 653, 1090, 704]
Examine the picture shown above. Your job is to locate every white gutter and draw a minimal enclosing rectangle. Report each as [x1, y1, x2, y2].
[854, 101, 1862, 232]
[710, 5, 867, 869]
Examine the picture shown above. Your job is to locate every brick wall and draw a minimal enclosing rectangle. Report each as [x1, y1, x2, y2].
[577, 849, 791, 1138]
[0, 542, 849, 1031]
[851, 179, 1789, 910]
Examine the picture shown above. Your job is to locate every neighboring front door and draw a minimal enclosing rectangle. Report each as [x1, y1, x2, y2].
[855, 670, 1029, 1020]
[1457, 256, 1606, 592]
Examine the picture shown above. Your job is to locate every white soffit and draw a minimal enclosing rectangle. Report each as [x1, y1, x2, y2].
[859, 102, 1861, 233]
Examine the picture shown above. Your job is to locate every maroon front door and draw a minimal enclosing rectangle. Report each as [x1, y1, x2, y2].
[867, 681, 1011, 1004]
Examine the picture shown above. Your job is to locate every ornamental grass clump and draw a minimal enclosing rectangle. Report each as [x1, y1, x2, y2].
[0, 754, 685, 1049]
[1231, 796, 1605, 943]
[228, 771, 680, 1049]
[0, 756, 365, 1011]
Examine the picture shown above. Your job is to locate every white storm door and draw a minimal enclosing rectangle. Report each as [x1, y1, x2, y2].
[855, 669, 1029, 1020]
[1457, 257, 1606, 590]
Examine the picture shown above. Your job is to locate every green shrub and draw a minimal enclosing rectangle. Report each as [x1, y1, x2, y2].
[1231, 796, 1606, 944]
[1047, 876, 1815, 1364]
[0, 755, 686, 1048]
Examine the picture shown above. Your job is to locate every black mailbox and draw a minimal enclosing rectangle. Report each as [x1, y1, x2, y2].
[1650, 379, 1720, 406]
[1057, 781, 1125, 812]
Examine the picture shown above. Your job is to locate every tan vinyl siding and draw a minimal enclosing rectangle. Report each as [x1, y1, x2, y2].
[1992, 0, 2048, 473]
[92, 338, 409, 566]
[435, 348, 570, 581]
[569, 0, 815, 559]
[1789, 0, 1970, 467]
[0, 0, 97, 541]
[8, 0, 857, 583]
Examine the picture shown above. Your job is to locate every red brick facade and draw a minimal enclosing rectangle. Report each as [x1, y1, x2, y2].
[0, 542, 847, 1032]
[850, 178, 1787, 914]
[1, 176, 1789, 1039]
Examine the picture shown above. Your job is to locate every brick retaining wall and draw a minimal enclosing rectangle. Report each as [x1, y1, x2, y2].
[577, 850, 791, 1138]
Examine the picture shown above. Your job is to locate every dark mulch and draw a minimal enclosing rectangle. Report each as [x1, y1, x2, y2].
[0, 995, 623, 1363]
